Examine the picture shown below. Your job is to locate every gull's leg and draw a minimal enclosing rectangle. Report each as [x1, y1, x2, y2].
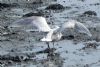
[46, 42, 55, 57]
[52, 41, 55, 48]
[27, 32, 31, 51]
[46, 42, 50, 49]
[46, 42, 51, 56]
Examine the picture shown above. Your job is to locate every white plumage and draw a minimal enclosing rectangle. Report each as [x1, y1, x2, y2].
[41, 26, 62, 42]
[9, 16, 92, 43]
[9, 16, 51, 32]
[60, 20, 92, 37]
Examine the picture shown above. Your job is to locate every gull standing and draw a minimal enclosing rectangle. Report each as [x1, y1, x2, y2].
[8, 16, 59, 48]
[41, 20, 92, 47]
[9, 16, 92, 48]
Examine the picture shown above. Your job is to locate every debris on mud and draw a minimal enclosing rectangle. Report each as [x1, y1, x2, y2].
[36, 48, 56, 54]
[61, 35, 74, 40]
[0, 51, 36, 62]
[82, 11, 97, 17]
[37, 53, 64, 67]
[82, 41, 100, 49]
[23, 11, 44, 17]
[0, 3, 11, 8]
[0, 3, 19, 10]
[45, 4, 65, 10]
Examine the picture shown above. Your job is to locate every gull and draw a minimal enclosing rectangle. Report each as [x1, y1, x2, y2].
[9, 16, 92, 48]
[8, 16, 60, 48]
[41, 20, 92, 47]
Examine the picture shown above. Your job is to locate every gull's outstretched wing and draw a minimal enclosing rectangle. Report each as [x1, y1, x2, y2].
[9, 16, 51, 32]
[75, 21, 92, 37]
[31, 16, 51, 32]
[60, 20, 92, 37]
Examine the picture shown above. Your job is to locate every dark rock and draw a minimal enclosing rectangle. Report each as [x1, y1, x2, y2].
[11, 3, 19, 7]
[65, 6, 71, 9]
[22, 11, 44, 17]
[67, 35, 74, 39]
[36, 48, 56, 54]
[78, 0, 85, 2]
[94, 3, 100, 5]
[0, 3, 19, 10]
[84, 64, 89, 67]
[54, 0, 57, 1]
[32, 1, 43, 4]
[45, 4, 65, 10]
[83, 11, 97, 16]
[63, 1, 66, 3]
[61, 35, 74, 40]
[0, 3, 10, 8]
[0, 52, 35, 62]
[90, 3, 100, 6]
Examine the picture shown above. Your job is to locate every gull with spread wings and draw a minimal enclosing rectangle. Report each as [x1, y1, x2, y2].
[9, 16, 92, 48]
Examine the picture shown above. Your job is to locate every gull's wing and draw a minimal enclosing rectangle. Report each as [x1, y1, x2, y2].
[9, 16, 51, 32]
[58, 20, 76, 36]
[31, 16, 51, 32]
[75, 21, 92, 37]
[60, 20, 92, 37]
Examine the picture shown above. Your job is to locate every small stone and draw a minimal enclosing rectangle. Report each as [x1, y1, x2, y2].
[23, 12, 44, 17]
[45, 4, 65, 10]
[83, 11, 97, 16]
